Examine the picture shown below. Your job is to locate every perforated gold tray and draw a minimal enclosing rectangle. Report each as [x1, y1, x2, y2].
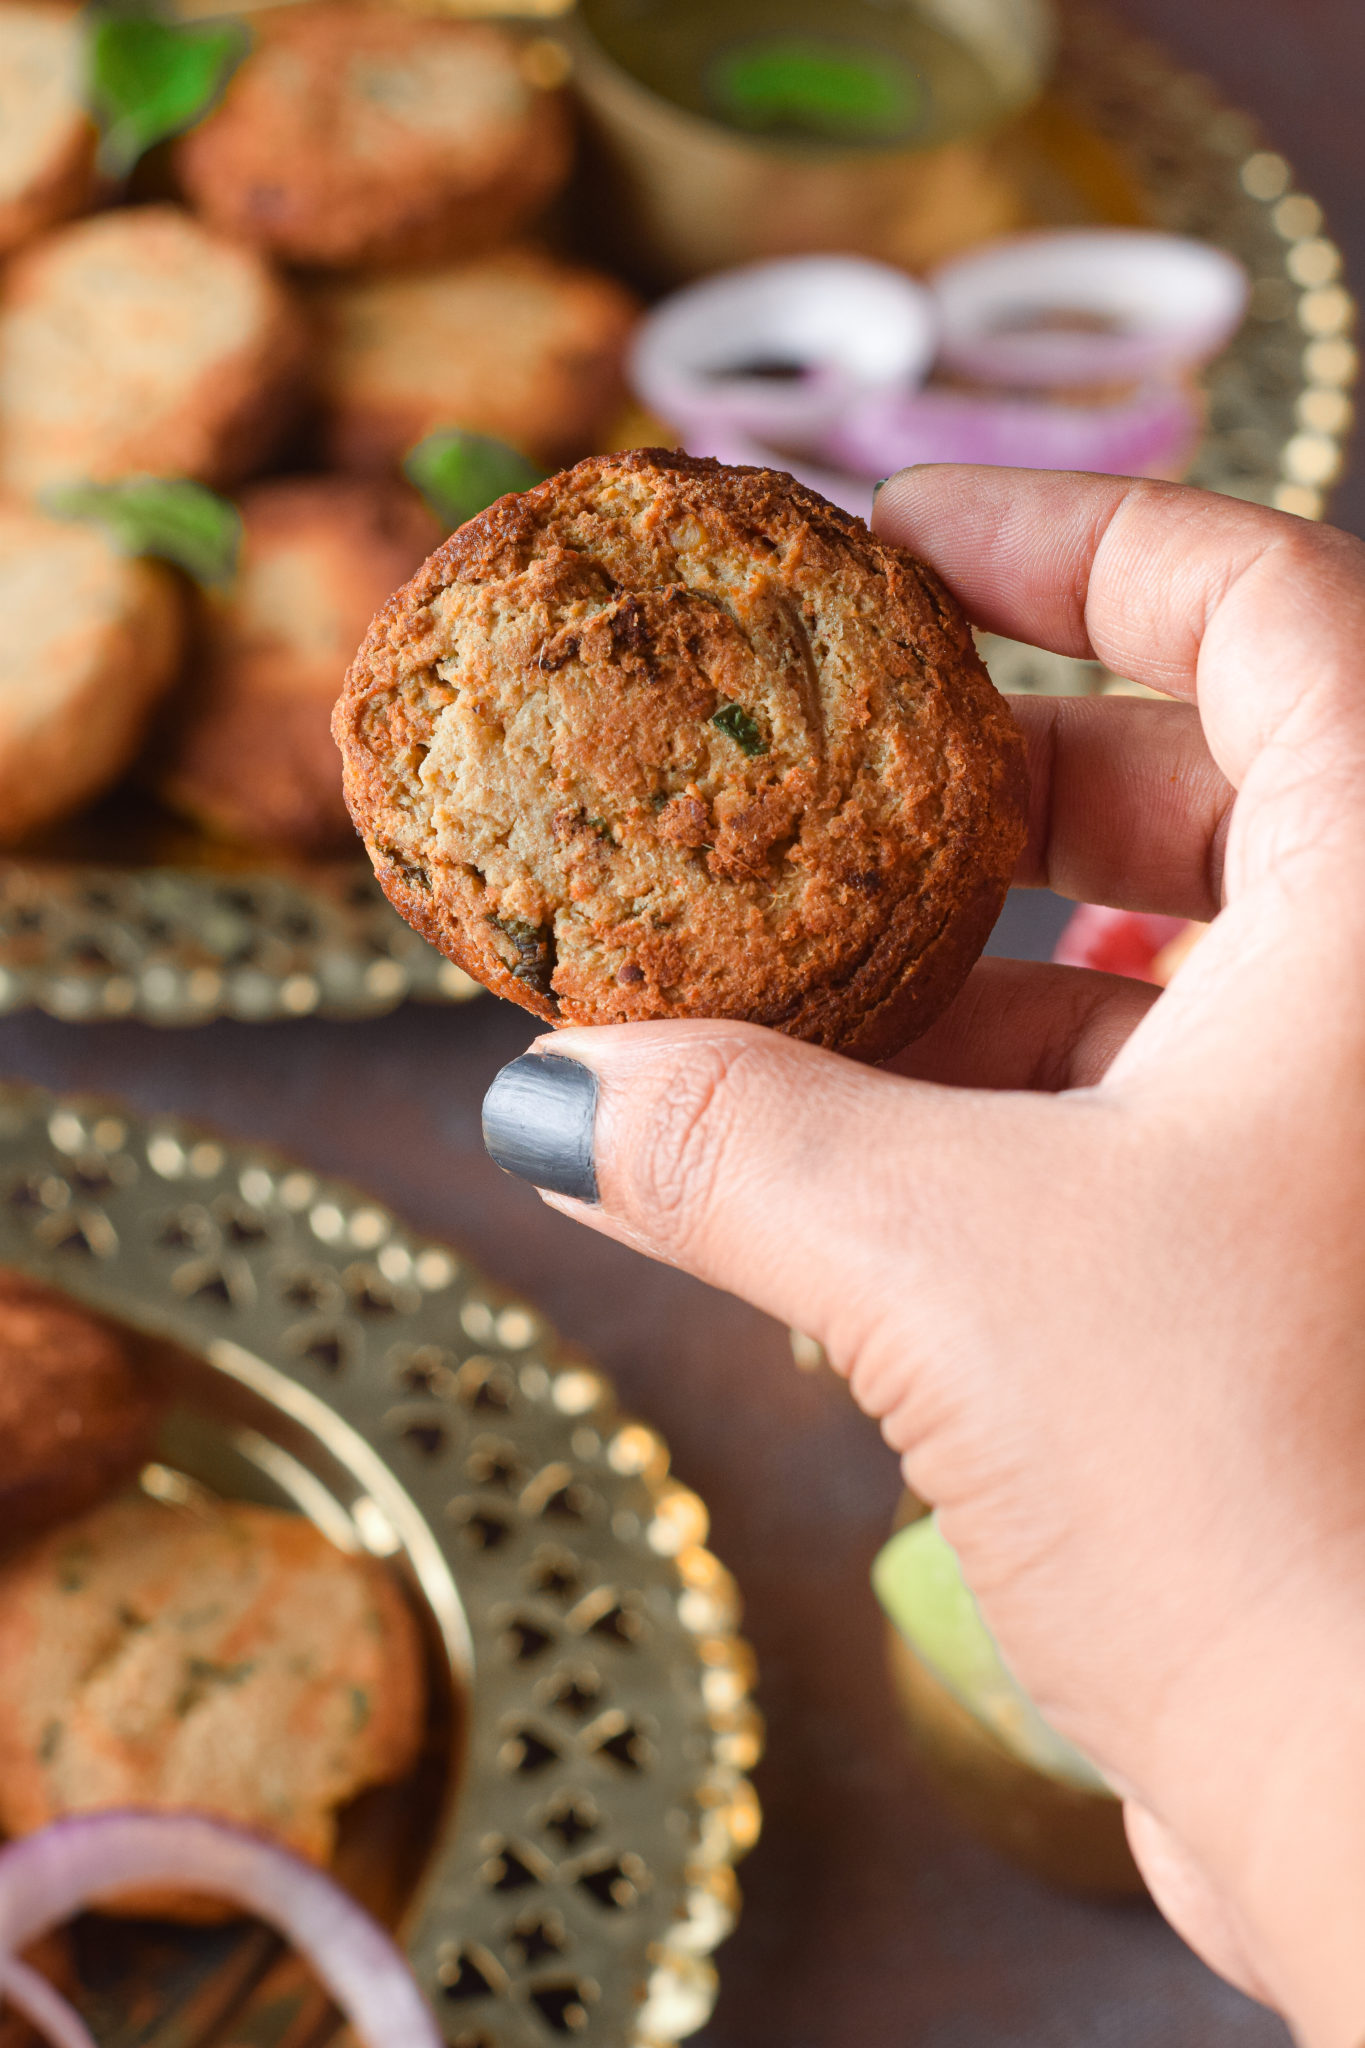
[0, 1081, 761, 2046]
[0, 0, 1352, 1022]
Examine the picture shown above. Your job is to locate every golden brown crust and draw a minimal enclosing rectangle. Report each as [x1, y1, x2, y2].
[155, 474, 440, 852]
[0, 115, 95, 264]
[0, 205, 310, 501]
[0, 1494, 427, 1915]
[1, 135, 94, 257]
[335, 449, 1028, 1058]
[0, 4, 97, 260]
[0, 1272, 162, 1543]
[174, 6, 571, 270]
[316, 247, 639, 473]
[0, 505, 186, 847]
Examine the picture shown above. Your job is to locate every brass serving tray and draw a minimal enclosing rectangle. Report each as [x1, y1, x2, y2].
[0, 1081, 761, 2046]
[0, 0, 1352, 1023]
[0, 850, 482, 1026]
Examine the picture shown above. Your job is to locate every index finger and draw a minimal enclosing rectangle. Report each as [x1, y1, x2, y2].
[873, 468, 1365, 812]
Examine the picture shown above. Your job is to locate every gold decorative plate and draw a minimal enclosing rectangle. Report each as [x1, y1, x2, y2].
[0, 1081, 761, 2046]
[0, 860, 482, 1026]
[0, 0, 1352, 1022]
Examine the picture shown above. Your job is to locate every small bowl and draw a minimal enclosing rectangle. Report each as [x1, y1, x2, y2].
[570, 0, 1057, 283]
[885, 1626, 1142, 1896]
[880, 1495, 1142, 1897]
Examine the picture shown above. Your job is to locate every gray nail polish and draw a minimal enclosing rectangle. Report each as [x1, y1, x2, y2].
[482, 1054, 599, 1202]
[872, 477, 890, 498]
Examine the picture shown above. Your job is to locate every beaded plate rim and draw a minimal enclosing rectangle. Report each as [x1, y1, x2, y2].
[0, 1079, 763, 2047]
[0, 0, 1353, 1022]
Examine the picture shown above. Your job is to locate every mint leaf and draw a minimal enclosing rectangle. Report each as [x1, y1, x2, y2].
[86, 5, 251, 180]
[711, 702, 767, 756]
[46, 476, 242, 588]
[404, 430, 544, 530]
[709, 37, 925, 145]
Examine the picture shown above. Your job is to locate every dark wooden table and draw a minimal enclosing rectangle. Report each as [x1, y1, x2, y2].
[4, 3, 1361, 2039]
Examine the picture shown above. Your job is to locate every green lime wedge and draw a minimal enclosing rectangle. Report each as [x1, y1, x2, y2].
[873, 1515, 1112, 1795]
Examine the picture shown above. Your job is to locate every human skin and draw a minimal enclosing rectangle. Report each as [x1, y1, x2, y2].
[501, 468, 1365, 2047]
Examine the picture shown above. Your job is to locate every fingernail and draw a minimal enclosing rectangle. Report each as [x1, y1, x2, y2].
[482, 1054, 599, 1202]
[872, 477, 890, 499]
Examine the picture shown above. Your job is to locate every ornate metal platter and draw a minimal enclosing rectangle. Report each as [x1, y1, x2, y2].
[0, 859, 481, 1025]
[0, 1081, 761, 2046]
[0, 0, 1352, 1023]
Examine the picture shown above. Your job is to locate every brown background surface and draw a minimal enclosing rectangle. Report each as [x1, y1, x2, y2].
[3, 2, 1361, 2039]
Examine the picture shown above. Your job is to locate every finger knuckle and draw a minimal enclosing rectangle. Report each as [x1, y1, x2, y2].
[617, 1039, 755, 1254]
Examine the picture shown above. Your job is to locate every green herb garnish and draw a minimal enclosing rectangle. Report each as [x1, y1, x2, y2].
[489, 921, 556, 999]
[45, 476, 242, 588]
[709, 37, 925, 145]
[404, 429, 545, 531]
[173, 1655, 255, 1719]
[85, 3, 252, 180]
[487, 913, 556, 998]
[711, 702, 767, 756]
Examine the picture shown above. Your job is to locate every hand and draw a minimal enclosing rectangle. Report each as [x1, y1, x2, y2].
[481, 468, 1365, 2048]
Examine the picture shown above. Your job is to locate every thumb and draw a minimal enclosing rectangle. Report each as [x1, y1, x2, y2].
[481, 1020, 1088, 1422]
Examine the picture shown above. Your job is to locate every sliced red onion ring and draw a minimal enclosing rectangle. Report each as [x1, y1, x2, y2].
[1054, 904, 1190, 981]
[1, 1959, 98, 2048]
[931, 230, 1248, 389]
[630, 256, 938, 445]
[828, 377, 1202, 480]
[678, 376, 1198, 516]
[0, 1812, 441, 2048]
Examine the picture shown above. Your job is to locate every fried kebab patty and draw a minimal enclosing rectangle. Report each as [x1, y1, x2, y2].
[316, 246, 639, 474]
[0, 2, 96, 259]
[0, 504, 185, 846]
[0, 1494, 426, 1913]
[0, 1273, 162, 1541]
[334, 449, 1028, 1058]
[174, 5, 571, 270]
[155, 474, 441, 852]
[0, 204, 307, 501]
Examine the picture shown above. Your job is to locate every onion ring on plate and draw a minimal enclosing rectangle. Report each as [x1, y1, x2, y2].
[629, 256, 938, 446]
[930, 230, 1248, 390]
[0, 1959, 98, 2048]
[675, 373, 1199, 519]
[0, 1811, 442, 2048]
[828, 377, 1202, 480]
